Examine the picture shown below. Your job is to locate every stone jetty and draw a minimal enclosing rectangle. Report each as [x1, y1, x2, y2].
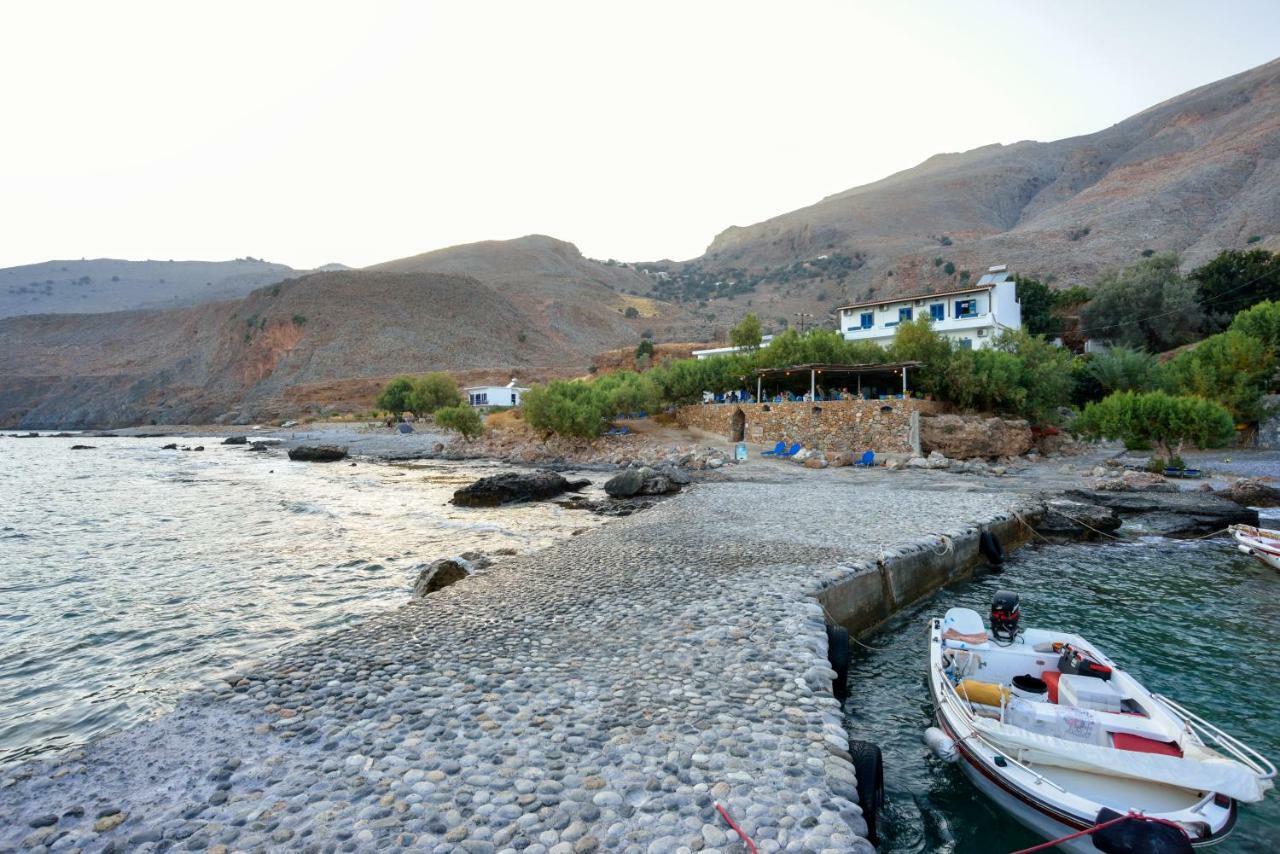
[1, 466, 1031, 853]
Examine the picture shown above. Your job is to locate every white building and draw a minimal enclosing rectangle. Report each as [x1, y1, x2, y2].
[464, 378, 528, 408]
[691, 334, 775, 360]
[835, 265, 1021, 350]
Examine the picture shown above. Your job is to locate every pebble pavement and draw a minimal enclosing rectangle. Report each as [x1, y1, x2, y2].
[0, 465, 1031, 853]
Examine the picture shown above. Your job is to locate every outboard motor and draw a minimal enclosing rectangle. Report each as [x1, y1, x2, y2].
[990, 590, 1020, 642]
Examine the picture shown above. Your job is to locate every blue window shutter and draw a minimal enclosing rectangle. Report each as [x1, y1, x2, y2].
[899, 307, 912, 322]
[930, 304, 944, 321]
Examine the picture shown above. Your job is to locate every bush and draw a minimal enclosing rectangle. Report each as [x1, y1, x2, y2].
[1074, 390, 1235, 458]
[623, 305, 640, 318]
[592, 370, 660, 416]
[1229, 299, 1280, 351]
[991, 330, 1075, 422]
[1084, 346, 1159, 395]
[1160, 330, 1275, 422]
[943, 261, 956, 275]
[635, 338, 655, 361]
[434, 405, 483, 439]
[522, 380, 610, 437]
[1190, 249, 1280, 332]
[1080, 254, 1204, 351]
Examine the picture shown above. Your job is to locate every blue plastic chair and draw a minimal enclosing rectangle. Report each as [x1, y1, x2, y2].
[761, 440, 786, 457]
[855, 450, 875, 467]
[780, 442, 802, 459]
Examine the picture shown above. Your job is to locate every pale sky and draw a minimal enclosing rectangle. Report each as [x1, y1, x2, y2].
[2, 1, 1277, 270]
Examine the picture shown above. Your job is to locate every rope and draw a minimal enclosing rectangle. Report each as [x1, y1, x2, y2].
[715, 801, 759, 854]
[1007, 810, 1189, 854]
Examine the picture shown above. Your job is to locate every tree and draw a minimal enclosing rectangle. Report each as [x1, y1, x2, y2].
[634, 338, 655, 362]
[1189, 249, 1280, 332]
[376, 376, 416, 415]
[1013, 276, 1062, 337]
[1079, 254, 1204, 351]
[623, 305, 640, 318]
[890, 318, 952, 397]
[1083, 346, 1159, 395]
[1160, 330, 1275, 422]
[1074, 390, 1235, 458]
[434, 405, 483, 439]
[991, 330, 1075, 422]
[407, 373, 464, 415]
[729, 313, 763, 349]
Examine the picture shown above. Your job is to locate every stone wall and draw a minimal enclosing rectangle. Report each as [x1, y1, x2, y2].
[676, 399, 942, 454]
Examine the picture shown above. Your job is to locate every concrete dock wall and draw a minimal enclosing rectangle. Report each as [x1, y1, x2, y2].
[816, 501, 1041, 636]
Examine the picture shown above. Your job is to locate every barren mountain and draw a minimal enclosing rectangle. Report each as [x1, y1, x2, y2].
[0, 258, 309, 319]
[644, 57, 1280, 326]
[0, 238, 697, 428]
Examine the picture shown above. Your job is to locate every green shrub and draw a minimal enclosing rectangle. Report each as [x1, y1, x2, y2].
[635, 338, 655, 361]
[522, 380, 610, 437]
[1160, 330, 1275, 422]
[623, 306, 640, 318]
[1084, 346, 1159, 395]
[1074, 390, 1235, 458]
[1229, 299, 1280, 351]
[433, 405, 483, 439]
[376, 376, 416, 415]
[943, 261, 956, 275]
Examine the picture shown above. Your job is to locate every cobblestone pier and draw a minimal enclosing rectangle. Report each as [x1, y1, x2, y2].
[1, 466, 1034, 853]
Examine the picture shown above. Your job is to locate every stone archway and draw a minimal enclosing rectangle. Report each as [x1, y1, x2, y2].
[731, 408, 746, 442]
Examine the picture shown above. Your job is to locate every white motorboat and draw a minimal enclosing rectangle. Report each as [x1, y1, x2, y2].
[926, 592, 1274, 852]
[1230, 524, 1280, 571]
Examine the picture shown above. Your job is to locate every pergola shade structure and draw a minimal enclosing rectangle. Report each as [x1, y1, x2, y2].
[751, 362, 924, 402]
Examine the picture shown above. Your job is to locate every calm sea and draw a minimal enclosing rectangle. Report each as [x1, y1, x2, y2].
[0, 436, 602, 768]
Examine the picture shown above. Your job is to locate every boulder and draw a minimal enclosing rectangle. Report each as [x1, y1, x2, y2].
[906, 457, 929, 469]
[69, 444, 95, 450]
[411, 557, 473, 597]
[926, 450, 950, 469]
[604, 468, 646, 498]
[920, 414, 1033, 459]
[287, 445, 348, 462]
[223, 435, 248, 445]
[640, 475, 673, 494]
[803, 457, 828, 469]
[452, 470, 583, 506]
[161, 443, 178, 450]
[1216, 478, 1280, 508]
[1037, 499, 1122, 541]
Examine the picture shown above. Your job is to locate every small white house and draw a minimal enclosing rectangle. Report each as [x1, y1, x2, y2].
[465, 378, 528, 408]
[835, 264, 1022, 350]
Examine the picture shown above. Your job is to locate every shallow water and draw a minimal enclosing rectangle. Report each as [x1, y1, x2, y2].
[843, 520, 1280, 853]
[0, 436, 604, 767]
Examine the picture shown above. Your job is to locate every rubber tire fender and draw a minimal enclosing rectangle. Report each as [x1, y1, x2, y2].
[848, 739, 885, 846]
[825, 624, 851, 701]
[979, 529, 1005, 566]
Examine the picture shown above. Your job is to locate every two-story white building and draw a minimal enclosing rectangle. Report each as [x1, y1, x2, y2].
[465, 378, 528, 408]
[836, 265, 1021, 350]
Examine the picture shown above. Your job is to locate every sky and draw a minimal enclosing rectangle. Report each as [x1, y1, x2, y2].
[1, 1, 1278, 270]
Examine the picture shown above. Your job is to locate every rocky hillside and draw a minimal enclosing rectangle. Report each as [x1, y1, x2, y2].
[0, 258, 312, 319]
[640, 57, 1280, 328]
[0, 238, 699, 428]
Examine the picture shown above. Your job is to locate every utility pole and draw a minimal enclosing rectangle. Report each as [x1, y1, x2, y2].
[793, 312, 813, 333]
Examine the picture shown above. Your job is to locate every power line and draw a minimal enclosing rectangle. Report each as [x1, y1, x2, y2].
[1078, 267, 1275, 336]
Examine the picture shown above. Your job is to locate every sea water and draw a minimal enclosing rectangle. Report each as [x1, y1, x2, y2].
[844, 522, 1280, 853]
[0, 436, 603, 768]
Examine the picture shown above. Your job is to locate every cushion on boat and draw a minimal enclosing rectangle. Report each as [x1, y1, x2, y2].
[1041, 671, 1060, 704]
[1111, 732, 1183, 757]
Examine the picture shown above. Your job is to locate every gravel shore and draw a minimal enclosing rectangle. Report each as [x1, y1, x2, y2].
[1, 463, 1036, 853]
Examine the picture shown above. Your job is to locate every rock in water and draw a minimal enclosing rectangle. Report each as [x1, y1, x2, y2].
[70, 444, 95, 450]
[451, 470, 579, 506]
[287, 445, 348, 462]
[222, 435, 248, 445]
[161, 443, 178, 450]
[604, 469, 645, 498]
[412, 557, 474, 597]
[1037, 499, 1122, 541]
[1216, 478, 1280, 508]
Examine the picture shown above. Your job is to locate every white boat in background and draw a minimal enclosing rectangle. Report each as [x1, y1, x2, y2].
[925, 592, 1274, 852]
[1230, 524, 1280, 571]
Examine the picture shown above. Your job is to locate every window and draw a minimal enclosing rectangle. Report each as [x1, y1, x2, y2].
[957, 338, 973, 350]
[469, 392, 488, 405]
[511, 393, 519, 405]
[955, 299, 977, 318]
[859, 312, 873, 329]
[898, 306, 913, 322]
[929, 303, 944, 322]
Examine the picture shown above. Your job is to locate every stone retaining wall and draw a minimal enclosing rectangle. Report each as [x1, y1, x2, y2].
[676, 399, 942, 454]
